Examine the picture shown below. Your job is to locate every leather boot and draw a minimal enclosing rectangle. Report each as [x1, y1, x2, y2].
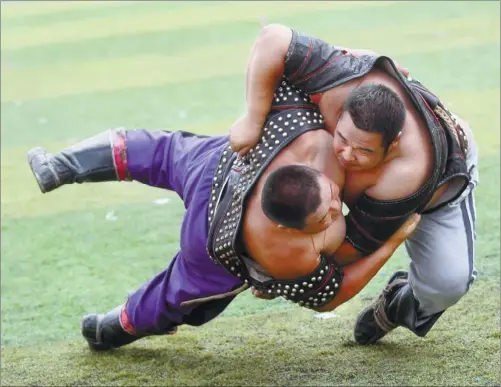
[354, 270, 443, 345]
[81, 305, 140, 351]
[27, 129, 130, 194]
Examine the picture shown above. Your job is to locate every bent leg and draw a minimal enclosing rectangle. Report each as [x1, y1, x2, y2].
[126, 250, 244, 335]
[82, 250, 244, 350]
[406, 191, 477, 316]
[354, 174, 478, 344]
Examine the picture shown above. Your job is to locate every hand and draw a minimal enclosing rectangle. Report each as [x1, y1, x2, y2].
[229, 114, 264, 158]
[389, 213, 421, 245]
[251, 286, 277, 300]
[342, 48, 409, 77]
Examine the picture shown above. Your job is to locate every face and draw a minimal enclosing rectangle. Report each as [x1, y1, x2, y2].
[332, 112, 387, 171]
[302, 174, 342, 234]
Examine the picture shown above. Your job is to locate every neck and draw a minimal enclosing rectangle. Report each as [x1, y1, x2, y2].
[382, 144, 401, 164]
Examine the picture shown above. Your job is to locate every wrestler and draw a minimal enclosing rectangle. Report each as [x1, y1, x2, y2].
[230, 24, 478, 345]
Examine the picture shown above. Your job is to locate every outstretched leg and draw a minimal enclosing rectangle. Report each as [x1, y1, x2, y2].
[27, 128, 227, 204]
[81, 250, 243, 351]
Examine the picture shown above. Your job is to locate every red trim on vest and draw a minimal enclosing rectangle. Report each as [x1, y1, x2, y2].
[120, 304, 136, 335]
[112, 131, 130, 181]
[418, 95, 440, 124]
[310, 93, 322, 104]
[290, 39, 313, 81]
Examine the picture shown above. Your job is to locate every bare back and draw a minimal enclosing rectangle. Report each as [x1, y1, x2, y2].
[242, 130, 346, 280]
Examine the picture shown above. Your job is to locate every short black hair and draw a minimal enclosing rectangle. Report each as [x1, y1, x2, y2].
[343, 83, 406, 150]
[261, 164, 321, 230]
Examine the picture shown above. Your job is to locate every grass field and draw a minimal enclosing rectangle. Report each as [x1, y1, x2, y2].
[1, 1, 500, 386]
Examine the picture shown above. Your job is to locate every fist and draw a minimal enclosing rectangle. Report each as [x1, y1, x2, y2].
[229, 114, 264, 158]
[251, 286, 277, 300]
[391, 214, 421, 244]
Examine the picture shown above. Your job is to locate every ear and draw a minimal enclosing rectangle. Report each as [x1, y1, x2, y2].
[388, 131, 402, 151]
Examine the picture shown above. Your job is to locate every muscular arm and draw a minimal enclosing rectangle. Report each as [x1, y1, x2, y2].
[315, 214, 420, 312]
[245, 24, 293, 127]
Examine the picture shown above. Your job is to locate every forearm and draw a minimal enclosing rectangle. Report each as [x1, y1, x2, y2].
[316, 242, 397, 312]
[332, 240, 365, 266]
[245, 24, 293, 126]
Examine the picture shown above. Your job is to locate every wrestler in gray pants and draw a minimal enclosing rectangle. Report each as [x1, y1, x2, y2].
[355, 120, 479, 344]
[407, 135, 478, 317]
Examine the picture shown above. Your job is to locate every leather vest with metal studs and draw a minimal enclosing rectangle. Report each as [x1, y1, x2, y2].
[206, 79, 344, 310]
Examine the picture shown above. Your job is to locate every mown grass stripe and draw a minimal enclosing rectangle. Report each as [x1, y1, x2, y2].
[0, 0, 126, 19]
[1, 1, 196, 29]
[1, 2, 393, 50]
[3, 1, 495, 69]
[2, 21, 498, 104]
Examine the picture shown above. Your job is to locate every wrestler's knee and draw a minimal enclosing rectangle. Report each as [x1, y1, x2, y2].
[412, 270, 472, 313]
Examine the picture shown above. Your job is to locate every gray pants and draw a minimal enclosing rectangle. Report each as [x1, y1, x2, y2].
[406, 127, 478, 317]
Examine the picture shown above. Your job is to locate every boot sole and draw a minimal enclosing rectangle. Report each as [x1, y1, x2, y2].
[26, 147, 49, 194]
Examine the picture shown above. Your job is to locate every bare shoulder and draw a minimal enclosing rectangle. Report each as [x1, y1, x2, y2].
[366, 156, 429, 201]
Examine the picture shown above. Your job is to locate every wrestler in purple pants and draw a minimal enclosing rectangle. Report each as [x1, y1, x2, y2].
[27, 128, 245, 348]
[123, 130, 244, 334]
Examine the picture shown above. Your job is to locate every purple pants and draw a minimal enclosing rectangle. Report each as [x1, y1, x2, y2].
[124, 130, 244, 335]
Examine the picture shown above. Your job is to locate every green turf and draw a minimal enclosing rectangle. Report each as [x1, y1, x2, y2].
[1, 1, 499, 386]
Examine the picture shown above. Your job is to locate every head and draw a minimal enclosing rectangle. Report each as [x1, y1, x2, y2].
[261, 164, 342, 234]
[333, 83, 406, 171]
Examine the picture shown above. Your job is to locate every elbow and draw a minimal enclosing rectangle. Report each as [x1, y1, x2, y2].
[255, 24, 292, 58]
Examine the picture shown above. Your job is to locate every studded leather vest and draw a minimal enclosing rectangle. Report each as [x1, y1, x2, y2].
[206, 80, 343, 310]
